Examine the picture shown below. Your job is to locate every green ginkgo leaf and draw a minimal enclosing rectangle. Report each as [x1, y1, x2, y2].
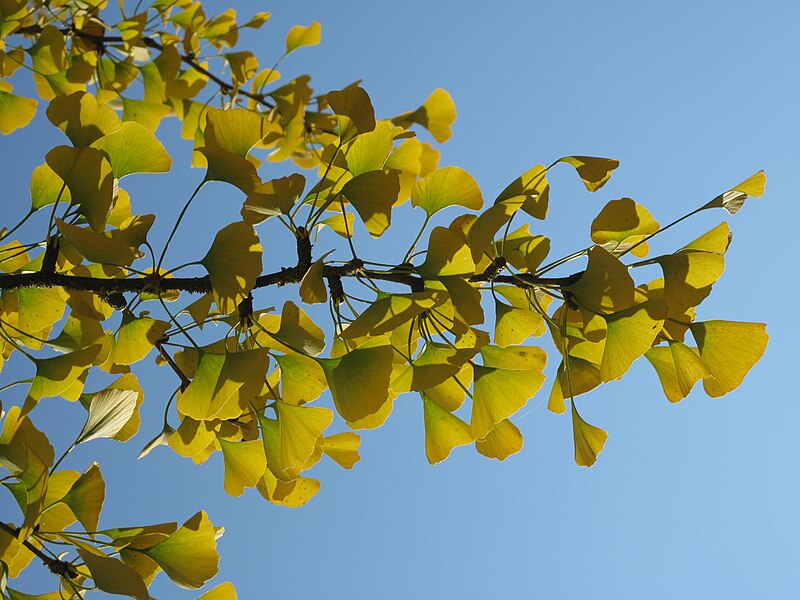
[0, 89, 37, 134]
[200, 222, 263, 315]
[340, 169, 400, 237]
[600, 300, 666, 382]
[591, 197, 660, 257]
[316, 338, 394, 427]
[121, 97, 172, 131]
[571, 401, 607, 467]
[557, 156, 619, 192]
[702, 170, 766, 214]
[77, 548, 149, 600]
[475, 418, 523, 461]
[218, 439, 267, 497]
[45, 91, 121, 146]
[345, 121, 394, 175]
[690, 320, 768, 398]
[91, 121, 172, 178]
[422, 393, 474, 464]
[139, 511, 219, 590]
[285, 21, 322, 53]
[411, 166, 483, 216]
[274, 353, 328, 405]
[320, 432, 361, 469]
[45, 146, 114, 232]
[391, 88, 456, 143]
[327, 86, 376, 142]
[61, 462, 105, 532]
[29, 161, 72, 210]
[76, 388, 139, 444]
[110, 313, 169, 366]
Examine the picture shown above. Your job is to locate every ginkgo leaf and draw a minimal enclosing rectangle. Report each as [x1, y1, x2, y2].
[418, 226, 475, 277]
[258, 413, 322, 481]
[7, 287, 68, 337]
[256, 301, 326, 356]
[645, 342, 711, 403]
[28, 344, 100, 402]
[343, 291, 440, 339]
[110, 313, 169, 366]
[476, 418, 523, 461]
[285, 21, 322, 53]
[273, 353, 327, 405]
[76, 388, 139, 444]
[571, 401, 608, 467]
[138, 423, 175, 459]
[566, 245, 634, 314]
[600, 300, 666, 382]
[29, 161, 72, 210]
[702, 170, 766, 214]
[197, 582, 238, 600]
[0, 90, 37, 134]
[392, 88, 456, 143]
[690, 320, 768, 398]
[321, 432, 361, 469]
[257, 470, 320, 508]
[56, 218, 141, 266]
[224, 51, 259, 85]
[61, 462, 104, 532]
[242, 174, 305, 223]
[316, 339, 394, 427]
[139, 511, 219, 590]
[558, 156, 619, 192]
[122, 97, 172, 131]
[345, 121, 394, 175]
[201, 222, 263, 315]
[340, 169, 400, 237]
[468, 198, 525, 262]
[276, 401, 333, 471]
[471, 363, 544, 438]
[495, 299, 545, 347]
[422, 393, 473, 464]
[591, 198, 660, 257]
[45, 146, 114, 232]
[495, 164, 550, 220]
[411, 166, 483, 216]
[218, 439, 266, 497]
[299, 250, 333, 304]
[77, 548, 149, 600]
[46, 91, 121, 146]
[327, 86, 376, 142]
[177, 349, 269, 421]
[548, 357, 602, 414]
[91, 121, 172, 178]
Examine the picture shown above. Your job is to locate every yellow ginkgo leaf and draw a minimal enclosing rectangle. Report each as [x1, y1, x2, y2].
[476, 418, 523, 461]
[566, 245, 634, 314]
[422, 393, 474, 464]
[255, 301, 326, 356]
[45, 146, 114, 232]
[571, 401, 608, 467]
[548, 357, 602, 414]
[495, 299, 545, 347]
[28, 344, 100, 402]
[343, 290, 440, 340]
[299, 250, 333, 305]
[600, 300, 666, 382]
[495, 164, 549, 220]
[0, 89, 37, 134]
[200, 222, 262, 315]
[340, 169, 400, 237]
[702, 170, 766, 214]
[274, 353, 327, 405]
[242, 173, 306, 224]
[257, 469, 320, 507]
[316, 338, 394, 427]
[320, 432, 361, 469]
[121, 98, 172, 131]
[558, 156, 619, 192]
[285, 21, 322, 53]
[56, 218, 140, 266]
[224, 51, 259, 85]
[91, 120, 172, 178]
[471, 364, 544, 439]
[45, 91, 121, 146]
[29, 161, 72, 210]
[411, 166, 483, 216]
[110, 314, 169, 366]
[645, 342, 711, 403]
[218, 439, 266, 497]
[690, 320, 768, 397]
[197, 582, 238, 600]
[169, 417, 216, 461]
[591, 197, 660, 257]
[418, 226, 475, 277]
[61, 462, 105, 532]
[326, 86, 376, 142]
[139, 511, 219, 590]
[77, 548, 149, 600]
[468, 198, 525, 263]
[276, 401, 333, 471]
[391, 88, 456, 143]
[345, 120, 394, 175]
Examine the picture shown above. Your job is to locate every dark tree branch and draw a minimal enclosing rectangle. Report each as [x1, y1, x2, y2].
[0, 521, 78, 579]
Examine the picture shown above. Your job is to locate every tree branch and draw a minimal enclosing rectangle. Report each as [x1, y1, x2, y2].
[0, 521, 78, 579]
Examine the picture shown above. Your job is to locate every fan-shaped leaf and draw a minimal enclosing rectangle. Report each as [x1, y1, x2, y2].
[201, 222, 262, 315]
[571, 401, 607, 467]
[76, 388, 138, 444]
[422, 393, 473, 464]
[412, 166, 482, 216]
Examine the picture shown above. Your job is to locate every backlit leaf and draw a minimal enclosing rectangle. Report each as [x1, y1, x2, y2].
[299, 250, 333, 304]
[28, 344, 100, 402]
[600, 300, 666, 382]
[276, 401, 333, 471]
[558, 156, 619, 192]
[110, 313, 169, 366]
[340, 169, 400, 237]
[218, 439, 266, 497]
[242, 174, 305, 223]
[77, 548, 149, 600]
[321, 432, 361, 469]
[76, 388, 138, 444]
[91, 121, 172, 178]
[327, 86, 376, 142]
[422, 393, 473, 464]
[476, 418, 523, 461]
[471, 362, 544, 438]
[197, 582, 238, 600]
[645, 342, 711, 403]
[412, 166, 483, 216]
[566, 245, 634, 314]
[46, 91, 121, 146]
[702, 170, 766, 214]
[591, 198, 660, 257]
[274, 353, 327, 405]
[571, 401, 607, 467]
[0, 90, 37, 134]
[392, 88, 456, 142]
[61, 462, 104, 532]
[343, 290, 440, 340]
[495, 164, 549, 220]
[201, 222, 263, 314]
[257, 470, 320, 507]
[285, 21, 321, 53]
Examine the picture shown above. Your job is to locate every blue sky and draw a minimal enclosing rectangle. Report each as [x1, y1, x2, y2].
[2, 1, 799, 598]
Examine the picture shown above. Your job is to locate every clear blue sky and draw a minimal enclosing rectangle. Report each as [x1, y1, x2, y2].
[2, 1, 798, 598]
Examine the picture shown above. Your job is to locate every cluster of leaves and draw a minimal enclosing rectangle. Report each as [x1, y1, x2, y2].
[0, 1, 768, 598]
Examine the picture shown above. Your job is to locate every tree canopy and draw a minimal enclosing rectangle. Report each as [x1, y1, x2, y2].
[0, 1, 768, 598]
